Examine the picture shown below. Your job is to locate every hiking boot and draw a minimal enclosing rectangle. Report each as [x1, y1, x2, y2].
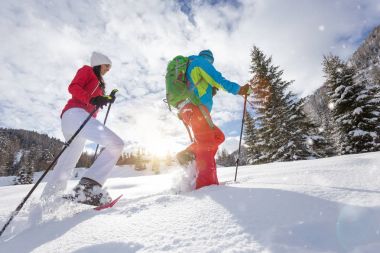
[176, 149, 195, 166]
[70, 177, 111, 206]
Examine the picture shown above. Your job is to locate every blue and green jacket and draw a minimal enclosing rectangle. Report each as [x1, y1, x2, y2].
[186, 55, 240, 112]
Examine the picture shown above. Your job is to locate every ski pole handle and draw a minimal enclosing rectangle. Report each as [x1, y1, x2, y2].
[103, 89, 119, 102]
[109, 88, 119, 100]
[110, 88, 118, 97]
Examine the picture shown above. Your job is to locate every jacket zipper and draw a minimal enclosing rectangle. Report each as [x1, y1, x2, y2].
[90, 81, 101, 96]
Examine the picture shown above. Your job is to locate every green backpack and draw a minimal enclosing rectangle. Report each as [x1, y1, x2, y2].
[165, 55, 200, 111]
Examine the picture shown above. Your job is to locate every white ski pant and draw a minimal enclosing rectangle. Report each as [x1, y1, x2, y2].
[42, 108, 124, 198]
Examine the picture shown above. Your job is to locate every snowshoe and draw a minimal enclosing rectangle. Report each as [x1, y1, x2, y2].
[64, 177, 112, 206]
[176, 149, 195, 167]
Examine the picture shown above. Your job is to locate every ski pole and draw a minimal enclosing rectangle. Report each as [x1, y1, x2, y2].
[234, 93, 248, 182]
[0, 106, 100, 237]
[92, 89, 118, 163]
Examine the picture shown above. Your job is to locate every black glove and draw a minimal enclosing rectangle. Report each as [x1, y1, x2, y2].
[109, 93, 116, 104]
[90, 95, 112, 109]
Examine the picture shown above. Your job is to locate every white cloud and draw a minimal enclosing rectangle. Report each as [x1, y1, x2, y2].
[220, 136, 240, 154]
[1, 0, 379, 154]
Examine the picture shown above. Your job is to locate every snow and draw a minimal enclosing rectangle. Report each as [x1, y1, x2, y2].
[328, 102, 334, 110]
[0, 152, 380, 253]
[350, 129, 369, 137]
[12, 150, 24, 167]
[353, 107, 363, 115]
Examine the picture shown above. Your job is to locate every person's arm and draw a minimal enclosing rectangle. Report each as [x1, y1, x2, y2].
[190, 58, 241, 95]
[68, 67, 94, 104]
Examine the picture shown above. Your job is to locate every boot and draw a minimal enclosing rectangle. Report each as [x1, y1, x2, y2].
[176, 149, 195, 166]
[71, 177, 111, 206]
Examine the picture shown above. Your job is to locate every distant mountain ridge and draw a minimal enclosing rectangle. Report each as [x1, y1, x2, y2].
[304, 24, 380, 126]
[350, 25, 380, 70]
[0, 128, 63, 176]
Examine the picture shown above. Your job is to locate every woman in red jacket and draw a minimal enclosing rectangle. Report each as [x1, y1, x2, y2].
[41, 52, 124, 206]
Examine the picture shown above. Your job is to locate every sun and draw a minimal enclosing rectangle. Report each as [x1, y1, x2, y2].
[130, 113, 187, 159]
[145, 138, 170, 157]
[140, 130, 180, 158]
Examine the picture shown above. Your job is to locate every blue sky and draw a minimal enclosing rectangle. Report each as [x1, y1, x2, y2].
[1, 0, 380, 155]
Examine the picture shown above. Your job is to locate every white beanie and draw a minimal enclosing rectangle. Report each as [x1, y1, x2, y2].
[90, 51, 112, 67]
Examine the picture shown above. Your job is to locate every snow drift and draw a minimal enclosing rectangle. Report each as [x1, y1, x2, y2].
[0, 152, 379, 253]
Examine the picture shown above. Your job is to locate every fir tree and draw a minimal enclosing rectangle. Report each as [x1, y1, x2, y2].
[216, 149, 235, 167]
[323, 55, 380, 154]
[14, 155, 33, 185]
[134, 148, 147, 170]
[352, 71, 380, 151]
[294, 98, 335, 158]
[243, 112, 261, 164]
[249, 46, 328, 163]
[14, 166, 33, 185]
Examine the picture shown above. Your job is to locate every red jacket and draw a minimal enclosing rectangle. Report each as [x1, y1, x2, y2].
[61, 65, 104, 118]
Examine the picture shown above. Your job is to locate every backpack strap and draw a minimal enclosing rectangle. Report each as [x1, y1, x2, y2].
[183, 121, 194, 142]
[198, 105, 215, 129]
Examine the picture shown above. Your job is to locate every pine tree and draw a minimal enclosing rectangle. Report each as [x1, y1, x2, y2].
[373, 84, 380, 145]
[134, 148, 146, 170]
[243, 112, 261, 164]
[353, 72, 380, 151]
[314, 92, 340, 156]
[249, 46, 328, 163]
[248, 47, 281, 163]
[14, 166, 33, 185]
[77, 151, 93, 168]
[294, 98, 335, 158]
[216, 149, 235, 166]
[323, 55, 380, 154]
[216, 149, 227, 166]
[14, 155, 33, 185]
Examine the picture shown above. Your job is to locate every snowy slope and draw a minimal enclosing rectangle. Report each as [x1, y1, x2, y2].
[0, 152, 380, 253]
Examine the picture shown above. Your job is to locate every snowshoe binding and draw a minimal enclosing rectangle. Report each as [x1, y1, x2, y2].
[64, 177, 112, 206]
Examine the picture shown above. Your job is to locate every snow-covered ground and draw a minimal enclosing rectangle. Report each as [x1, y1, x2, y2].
[0, 152, 380, 253]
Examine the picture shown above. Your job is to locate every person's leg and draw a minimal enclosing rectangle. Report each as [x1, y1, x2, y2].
[192, 126, 225, 189]
[41, 109, 87, 199]
[73, 110, 124, 185]
[43, 107, 124, 198]
[179, 104, 225, 189]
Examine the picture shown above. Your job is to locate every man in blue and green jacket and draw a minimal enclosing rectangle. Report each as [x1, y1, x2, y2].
[177, 49, 250, 189]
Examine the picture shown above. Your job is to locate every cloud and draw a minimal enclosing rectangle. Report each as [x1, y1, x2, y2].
[1, 0, 379, 154]
[220, 136, 240, 154]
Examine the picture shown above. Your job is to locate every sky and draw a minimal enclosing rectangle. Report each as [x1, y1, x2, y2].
[1, 0, 380, 156]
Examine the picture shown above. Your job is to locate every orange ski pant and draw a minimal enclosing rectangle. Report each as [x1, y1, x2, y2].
[179, 104, 225, 189]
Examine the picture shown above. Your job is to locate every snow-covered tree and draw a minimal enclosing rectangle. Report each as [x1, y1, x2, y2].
[14, 155, 34, 185]
[294, 99, 335, 158]
[14, 166, 33, 185]
[323, 55, 380, 154]
[249, 46, 329, 163]
[243, 112, 261, 164]
[216, 149, 235, 167]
